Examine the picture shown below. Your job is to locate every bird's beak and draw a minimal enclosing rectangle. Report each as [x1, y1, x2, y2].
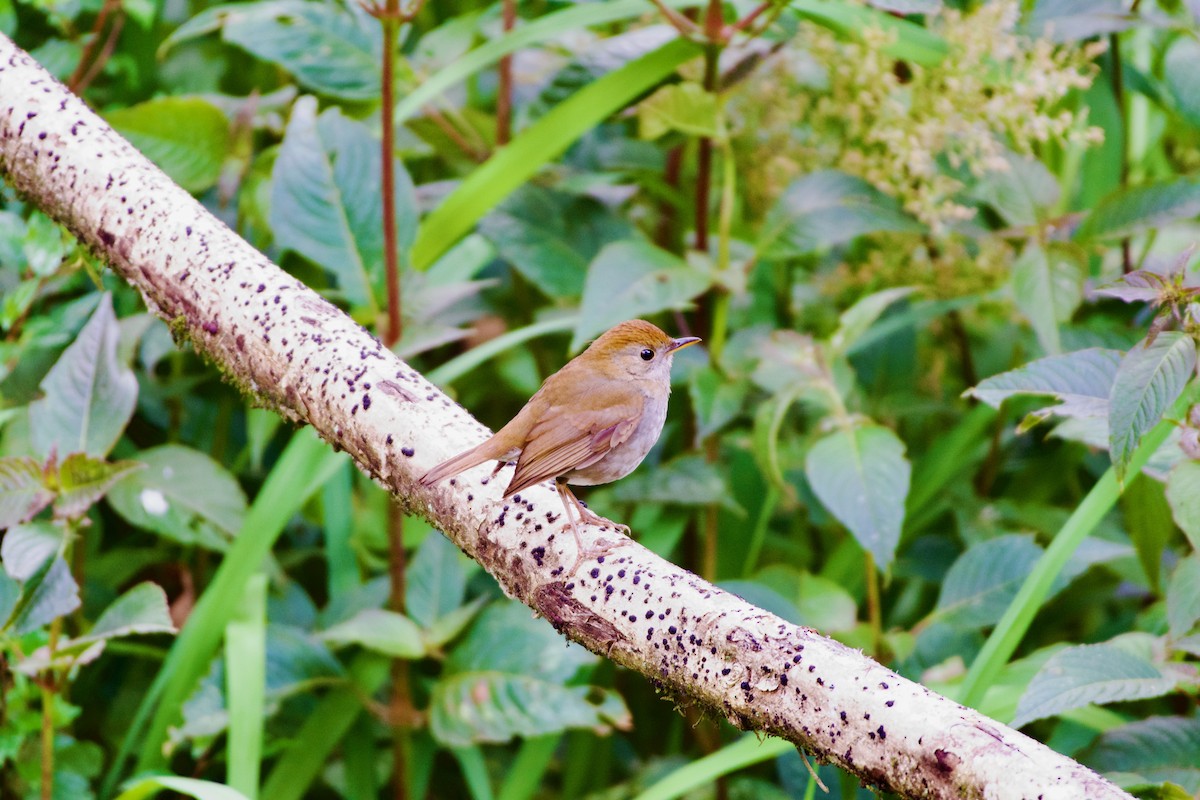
[668, 336, 702, 353]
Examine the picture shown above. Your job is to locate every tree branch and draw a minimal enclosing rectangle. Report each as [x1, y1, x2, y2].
[0, 35, 1131, 800]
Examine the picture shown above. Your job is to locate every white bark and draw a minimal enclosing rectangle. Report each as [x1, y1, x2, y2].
[0, 34, 1132, 800]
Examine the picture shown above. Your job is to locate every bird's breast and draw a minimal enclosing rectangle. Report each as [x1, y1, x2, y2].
[565, 386, 670, 486]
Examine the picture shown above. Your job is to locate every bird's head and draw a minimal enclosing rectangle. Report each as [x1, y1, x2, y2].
[582, 320, 701, 381]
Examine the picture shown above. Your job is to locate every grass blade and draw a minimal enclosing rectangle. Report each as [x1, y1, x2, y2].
[633, 734, 793, 800]
[102, 428, 348, 796]
[226, 573, 267, 799]
[411, 37, 700, 270]
[958, 382, 1199, 707]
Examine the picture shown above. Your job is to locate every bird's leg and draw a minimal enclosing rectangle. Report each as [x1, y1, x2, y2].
[555, 479, 627, 574]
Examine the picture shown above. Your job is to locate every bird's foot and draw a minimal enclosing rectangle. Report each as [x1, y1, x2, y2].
[576, 506, 631, 536]
[563, 521, 627, 577]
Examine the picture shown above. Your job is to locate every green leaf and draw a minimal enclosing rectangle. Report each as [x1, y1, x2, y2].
[0, 456, 53, 529]
[430, 672, 630, 747]
[610, 454, 740, 513]
[967, 348, 1121, 419]
[1014, 638, 1179, 727]
[1166, 459, 1200, 552]
[10, 555, 79, 634]
[1011, 242, 1084, 356]
[1077, 177, 1200, 241]
[571, 241, 711, 352]
[935, 535, 1050, 629]
[106, 445, 247, 551]
[1165, 36, 1200, 128]
[106, 98, 230, 194]
[967, 152, 1059, 228]
[805, 424, 910, 568]
[1123, 474, 1175, 590]
[829, 287, 914, 357]
[688, 367, 749, 441]
[790, 0, 948, 65]
[271, 98, 416, 307]
[406, 531, 467, 629]
[1085, 717, 1200, 793]
[83, 582, 175, 643]
[447, 601, 596, 683]
[1109, 333, 1197, 480]
[115, 775, 250, 800]
[478, 187, 637, 300]
[412, 37, 701, 270]
[638, 82, 720, 140]
[54, 453, 144, 520]
[1, 521, 63, 581]
[164, 0, 379, 100]
[29, 293, 138, 459]
[321, 609, 425, 659]
[760, 171, 922, 259]
[1167, 555, 1200, 640]
[1025, 0, 1133, 42]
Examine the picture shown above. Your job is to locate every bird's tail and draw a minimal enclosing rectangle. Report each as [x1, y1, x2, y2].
[419, 444, 494, 487]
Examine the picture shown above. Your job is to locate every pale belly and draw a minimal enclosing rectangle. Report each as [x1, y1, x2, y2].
[564, 392, 669, 486]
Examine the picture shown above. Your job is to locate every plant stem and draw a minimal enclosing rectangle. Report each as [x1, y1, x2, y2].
[380, 6, 402, 347]
[959, 382, 1199, 707]
[40, 617, 61, 800]
[387, 500, 410, 800]
[496, 0, 515, 146]
[864, 552, 882, 660]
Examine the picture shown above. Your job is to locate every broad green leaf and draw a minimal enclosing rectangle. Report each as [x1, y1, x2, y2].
[1, 521, 63, 581]
[790, 0, 948, 65]
[106, 98, 230, 194]
[805, 424, 911, 568]
[321, 609, 425, 659]
[1166, 459, 1200, 552]
[829, 287, 914, 357]
[571, 241, 711, 351]
[54, 453, 144, 520]
[411, 37, 701, 270]
[406, 530, 468, 629]
[1167, 555, 1200, 640]
[688, 367, 749, 441]
[29, 293, 138, 459]
[760, 171, 923, 259]
[1011, 242, 1084, 356]
[967, 348, 1122, 419]
[1123, 474, 1175, 590]
[1165, 36, 1200, 128]
[1109, 333, 1197, 480]
[106, 445, 247, 551]
[0, 572, 17, 628]
[935, 535, 1049, 629]
[610, 454, 740, 513]
[478, 186, 637, 300]
[1014, 638, 1179, 727]
[83, 582, 176, 642]
[1025, 0, 1133, 42]
[638, 82, 720, 140]
[447, 601, 596, 684]
[1085, 717, 1200, 793]
[272, 98, 417, 308]
[164, 0, 379, 100]
[430, 671, 630, 747]
[967, 153, 1059, 228]
[1077, 177, 1200, 241]
[0, 456, 52, 529]
[10, 555, 79, 634]
[21, 210, 70, 277]
[115, 775, 250, 800]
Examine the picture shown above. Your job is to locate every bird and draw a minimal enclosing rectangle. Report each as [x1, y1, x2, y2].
[420, 319, 701, 570]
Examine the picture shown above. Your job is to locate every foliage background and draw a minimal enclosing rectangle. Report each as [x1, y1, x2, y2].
[2, 0, 1200, 798]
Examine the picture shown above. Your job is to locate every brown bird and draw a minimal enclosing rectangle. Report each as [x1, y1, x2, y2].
[420, 319, 700, 569]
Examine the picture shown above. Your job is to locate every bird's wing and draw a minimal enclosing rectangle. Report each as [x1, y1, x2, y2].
[503, 388, 643, 497]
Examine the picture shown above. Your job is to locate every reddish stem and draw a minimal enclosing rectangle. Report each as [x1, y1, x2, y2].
[496, 0, 516, 146]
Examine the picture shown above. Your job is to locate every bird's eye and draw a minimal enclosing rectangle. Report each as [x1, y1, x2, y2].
[640, 348, 654, 361]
